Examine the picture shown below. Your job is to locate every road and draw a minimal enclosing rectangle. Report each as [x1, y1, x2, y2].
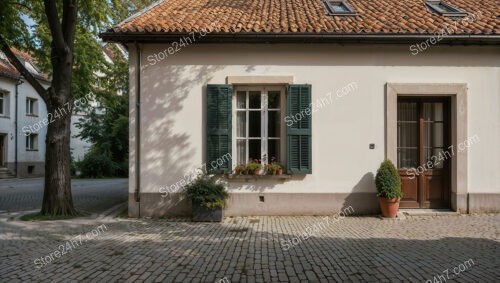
[0, 178, 127, 214]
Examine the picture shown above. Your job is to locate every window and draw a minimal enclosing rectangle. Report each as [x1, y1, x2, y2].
[425, 1, 467, 16]
[0, 93, 5, 116]
[324, 0, 356, 15]
[26, 98, 38, 116]
[28, 166, 35, 174]
[206, 84, 312, 174]
[235, 88, 284, 166]
[26, 134, 38, 151]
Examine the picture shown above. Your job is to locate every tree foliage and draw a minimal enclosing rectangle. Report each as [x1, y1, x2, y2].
[0, 0, 154, 215]
[76, 44, 129, 177]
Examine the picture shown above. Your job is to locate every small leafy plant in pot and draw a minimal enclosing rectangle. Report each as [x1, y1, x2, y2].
[246, 159, 263, 175]
[234, 164, 246, 175]
[184, 172, 229, 222]
[375, 159, 403, 218]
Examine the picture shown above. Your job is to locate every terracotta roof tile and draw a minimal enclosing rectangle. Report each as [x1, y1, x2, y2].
[0, 48, 49, 81]
[106, 0, 499, 35]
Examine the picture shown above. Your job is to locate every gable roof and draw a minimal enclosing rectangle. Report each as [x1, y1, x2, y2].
[101, 0, 500, 44]
[0, 48, 50, 82]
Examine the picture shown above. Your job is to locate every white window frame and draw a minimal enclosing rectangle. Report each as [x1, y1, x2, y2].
[26, 134, 38, 151]
[232, 85, 287, 167]
[26, 97, 38, 116]
[0, 92, 5, 116]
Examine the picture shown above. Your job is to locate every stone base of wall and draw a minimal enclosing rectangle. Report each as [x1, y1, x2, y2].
[4, 162, 45, 178]
[128, 192, 500, 218]
[128, 192, 380, 218]
[468, 193, 500, 213]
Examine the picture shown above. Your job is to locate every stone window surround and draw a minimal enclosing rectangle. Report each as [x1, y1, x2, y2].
[386, 83, 468, 212]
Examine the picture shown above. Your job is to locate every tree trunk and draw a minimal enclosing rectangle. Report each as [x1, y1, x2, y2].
[40, 49, 78, 216]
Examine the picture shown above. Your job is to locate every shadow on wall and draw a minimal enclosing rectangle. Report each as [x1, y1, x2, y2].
[139, 64, 224, 216]
[343, 172, 379, 215]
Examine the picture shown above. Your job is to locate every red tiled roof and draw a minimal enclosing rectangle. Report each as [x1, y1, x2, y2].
[105, 0, 499, 35]
[0, 48, 49, 82]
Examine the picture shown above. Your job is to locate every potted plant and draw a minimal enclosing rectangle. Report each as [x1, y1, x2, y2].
[265, 162, 283, 175]
[375, 159, 403, 218]
[234, 164, 246, 175]
[246, 159, 262, 175]
[183, 172, 229, 222]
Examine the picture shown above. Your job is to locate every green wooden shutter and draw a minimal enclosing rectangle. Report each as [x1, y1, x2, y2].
[287, 84, 312, 174]
[206, 84, 232, 173]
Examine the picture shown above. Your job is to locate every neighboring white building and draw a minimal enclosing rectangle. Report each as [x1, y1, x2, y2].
[0, 49, 49, 177]
[101, 0, 500, 217]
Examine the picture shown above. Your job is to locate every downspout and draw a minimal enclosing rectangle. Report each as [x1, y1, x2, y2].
[14, 79, 23, 177]
[134, 42, 141, 216]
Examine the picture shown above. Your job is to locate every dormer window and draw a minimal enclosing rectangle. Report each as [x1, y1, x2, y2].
[324, 0, 356, 15]
[425, 1, 467, 17]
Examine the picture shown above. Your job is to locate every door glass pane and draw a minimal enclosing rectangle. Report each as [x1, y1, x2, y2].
[397, 102, 419, 169]
[237, 140, 246, 164]
[237, 91, 246, 109]
[398, 148, 418, 169]
[268, 139, 280, 162]
[249, 111, 261, 137]
[397, 102, 418, 121]
[249, 91, 261, 109]
[236, 111, 246, 137]
[268, 111, 280, 138]
[248, 139, 261, 161]
[423, 102, 443, 122]
[424, 122, 444, 148]
[424, 148, 445, 169]
[268, 91, 280, 109]
[398, 122, 418, 148]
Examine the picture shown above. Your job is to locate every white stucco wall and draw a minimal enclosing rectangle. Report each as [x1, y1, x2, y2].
[129, 44, 500, 197]
[0, 77, 48, 166]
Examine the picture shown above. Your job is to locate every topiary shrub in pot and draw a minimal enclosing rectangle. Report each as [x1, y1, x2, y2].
[184, 172, 229, 222]
[375, 159, 403, 218]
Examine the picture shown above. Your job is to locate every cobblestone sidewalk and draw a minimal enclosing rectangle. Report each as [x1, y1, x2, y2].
[0, 214, 498, 282]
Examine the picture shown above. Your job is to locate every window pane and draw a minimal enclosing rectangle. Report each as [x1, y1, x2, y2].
[236, 111, 246, 137]
[268, 111, 280, 138]
[268, 139, 280, 162]
[237, 140, 246, 164]
[0, 99, 3, 114]
[398, 148, 418, 169]
[268, 91, 280, 109]
[249, 91, 261, 109]
[237, 91, 246, 109]
[248, 139, 261, 161]
[249, 111, 261, 137]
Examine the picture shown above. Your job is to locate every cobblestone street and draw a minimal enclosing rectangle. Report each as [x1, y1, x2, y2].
[0, 214, 498, 282]
[0, 178, 127, 214]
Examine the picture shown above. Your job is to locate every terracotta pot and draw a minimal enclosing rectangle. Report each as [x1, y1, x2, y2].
[277, 169, 283, 175]
[253, 169, 260, 175]
[235, 169, 241, 175]
[379, 197, 400, 218]
[242, 170, 248, 175]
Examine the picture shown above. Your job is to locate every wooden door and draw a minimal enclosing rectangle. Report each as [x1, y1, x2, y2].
[397, 98, 450, 208]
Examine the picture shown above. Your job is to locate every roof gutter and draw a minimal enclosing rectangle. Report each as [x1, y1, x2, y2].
[100, 32, 500, 45]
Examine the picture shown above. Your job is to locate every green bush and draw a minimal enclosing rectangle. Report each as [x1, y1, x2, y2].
[184, 172, 229, 210]
[375, 159, 403, 199]
[77, 150, 118, 178]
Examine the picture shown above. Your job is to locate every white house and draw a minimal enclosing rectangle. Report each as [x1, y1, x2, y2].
[101, 0, 500, 217]
[0, 49, 49, 177]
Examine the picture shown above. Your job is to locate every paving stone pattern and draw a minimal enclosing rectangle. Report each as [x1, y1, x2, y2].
[0, 214, 498, 282]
